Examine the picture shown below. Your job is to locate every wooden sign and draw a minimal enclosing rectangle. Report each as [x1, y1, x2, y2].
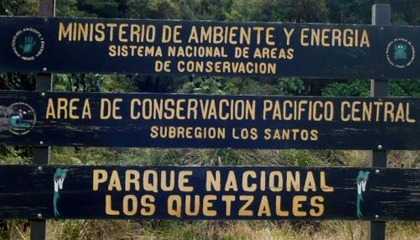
[0, 165, 419, 220]
[0, 91, 419, 149]
[0, 17, 419, 78]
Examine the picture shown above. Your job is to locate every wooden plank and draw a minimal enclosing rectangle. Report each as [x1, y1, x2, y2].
[0, 91, 419, 149]
[0, 17, 419, 79]
[38, 0, 56, 17]
[0, 165, 419, 220]
[31, 1, 55, 239]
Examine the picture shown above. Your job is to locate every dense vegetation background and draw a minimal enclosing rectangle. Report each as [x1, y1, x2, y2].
[1, 0, 420, 239]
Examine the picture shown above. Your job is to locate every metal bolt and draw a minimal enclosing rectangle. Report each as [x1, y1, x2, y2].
[37, 166, 43, 171]
[375, 214, 379, 219]
[41, 92, 46, 97]
[377, 145, 383, 150]
[37, 213, 43, 219]
[40, 141, 44, 145]
[375, 169, 380, 174]
[42, 67, 48, 72]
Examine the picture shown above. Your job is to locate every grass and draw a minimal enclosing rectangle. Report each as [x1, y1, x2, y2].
[1, 220, 419, 240]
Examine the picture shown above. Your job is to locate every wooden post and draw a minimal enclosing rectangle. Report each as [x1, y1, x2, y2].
[31, 1, 55, 240]
[370, 3, 391, 240]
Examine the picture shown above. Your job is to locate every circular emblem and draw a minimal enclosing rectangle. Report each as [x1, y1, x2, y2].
[386, 38, 415, 69]
[7, 102, 37, 136]
[12, 28, 45, 61]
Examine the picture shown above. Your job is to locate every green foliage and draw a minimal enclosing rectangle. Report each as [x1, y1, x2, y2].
[76, 0, 120, 18]
[179, 77, 305, 96]
[279, 150, 324, 166]
[226, 0, 329, 22]
[0, 73, 36, 90]
[126, 0, 182, 19]
[52, 147, 152, 165]
[322, 80, 370, 97]
[226, 0, 274, 21]
[390, 79, 420, 96]
[56, 0, 91, 17]
[272, 78, 305, 95]
[55, 74, 102, 92]
[391, 1, 420, 25]
[0, 146, 30, 165]
[276, 0, 329, 22]
[0, 0, 37, 16]
[180, 77, 233, 94]
[328, 0, 372, 23]
[322, 79, 420, 97]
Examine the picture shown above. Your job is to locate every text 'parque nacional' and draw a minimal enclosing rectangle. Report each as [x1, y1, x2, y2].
[1, 166, 420, 220]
